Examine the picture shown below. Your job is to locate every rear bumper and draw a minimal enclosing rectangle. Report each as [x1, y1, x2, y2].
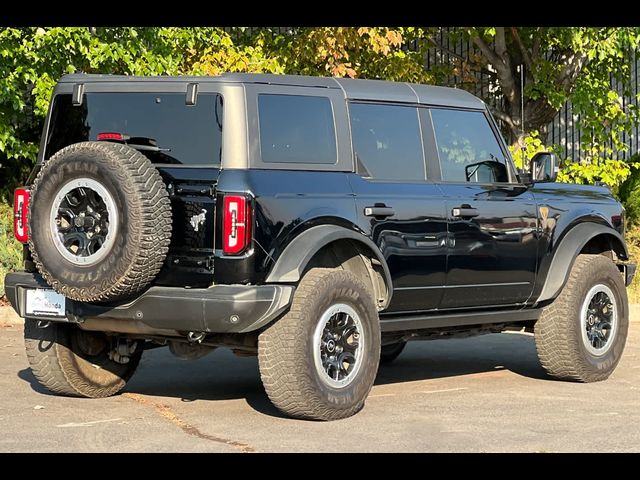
[4, 272, 293, 334]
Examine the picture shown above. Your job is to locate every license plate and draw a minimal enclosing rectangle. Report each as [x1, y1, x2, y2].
[25, 289, 66, 317]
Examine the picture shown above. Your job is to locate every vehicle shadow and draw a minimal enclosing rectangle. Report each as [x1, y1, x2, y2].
[375, 332, 548, 386]
[18, 332, 549, 418]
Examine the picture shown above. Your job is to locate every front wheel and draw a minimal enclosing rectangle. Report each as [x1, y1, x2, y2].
[534, 254, 629, 382]
[258, 268, 381, 421]
[24, 320, 142, 398]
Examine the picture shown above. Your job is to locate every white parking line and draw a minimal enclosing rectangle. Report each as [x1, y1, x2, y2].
[57, 418, 123, 428]
[420, 387, 468, 394]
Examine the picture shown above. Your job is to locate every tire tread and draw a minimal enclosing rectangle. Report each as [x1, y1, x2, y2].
[28, 142, 172, 302]
[535, 254, 628, 382]
[259, 268, 380, 421]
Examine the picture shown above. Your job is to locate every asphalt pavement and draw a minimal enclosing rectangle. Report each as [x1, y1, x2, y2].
[0, 319, 639, 452]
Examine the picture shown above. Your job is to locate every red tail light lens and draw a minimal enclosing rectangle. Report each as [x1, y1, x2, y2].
[222, 195, 252, 255]
[97, 132, 129, 141]
[13, 188, 30, 243]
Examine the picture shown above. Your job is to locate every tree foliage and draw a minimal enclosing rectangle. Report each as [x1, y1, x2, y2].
[255, 27, 432, 83]
[0, 202, 21, 298]
[0, 27, 282, 201]
[617, 155, 640, 226]
[2, 26, 640, 201]
[508, 130, 554, 170]
[420, 27, 640, 187]
[247, 27, 640, 188]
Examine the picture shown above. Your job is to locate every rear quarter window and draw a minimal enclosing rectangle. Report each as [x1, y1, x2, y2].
[258, 94, 337, 165]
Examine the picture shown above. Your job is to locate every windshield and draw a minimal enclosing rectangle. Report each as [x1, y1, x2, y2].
[45, 92, 223, 166]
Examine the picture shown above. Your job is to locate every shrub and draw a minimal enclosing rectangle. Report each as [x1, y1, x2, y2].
[0, 202, 22, 299]
[624, 225, 640, 303]
[617, 154, 640, 227]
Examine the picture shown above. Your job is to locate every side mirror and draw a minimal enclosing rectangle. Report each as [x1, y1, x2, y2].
[530, 152, 559, 182]
[465, 160, 508, 183]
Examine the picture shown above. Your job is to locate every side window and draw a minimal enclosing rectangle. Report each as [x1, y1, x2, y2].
[258, 94, 337, 164]
[349, 103, 425, 181]
[430, 109, 510, 183]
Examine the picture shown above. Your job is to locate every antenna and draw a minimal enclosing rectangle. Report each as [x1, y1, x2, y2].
[520, 63, 525, 164]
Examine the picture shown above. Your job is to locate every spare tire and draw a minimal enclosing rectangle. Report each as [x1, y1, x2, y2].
[28, 141, 172, 302]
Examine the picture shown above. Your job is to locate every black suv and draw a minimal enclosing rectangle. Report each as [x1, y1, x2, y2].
[5, 73, 636, 420]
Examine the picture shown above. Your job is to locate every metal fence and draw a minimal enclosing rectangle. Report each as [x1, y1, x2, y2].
[547, 53, 640, 161]
[229, 27, 640, 160]
[418, 34, 640, 161]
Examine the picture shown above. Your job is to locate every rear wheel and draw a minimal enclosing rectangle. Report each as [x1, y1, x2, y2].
[24, 320, 142, 398]
[258, 268, 381, 420]
[534, 254, 629, 382]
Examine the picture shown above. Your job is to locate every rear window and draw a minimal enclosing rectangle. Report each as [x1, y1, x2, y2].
[45, 93, 223, 165]
[258, 94, 337, 165]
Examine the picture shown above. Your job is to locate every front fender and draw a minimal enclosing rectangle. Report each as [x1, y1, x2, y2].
[535, 222, 628, 304]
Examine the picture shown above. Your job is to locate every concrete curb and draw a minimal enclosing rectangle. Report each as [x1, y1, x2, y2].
[2, 304, 640, 328]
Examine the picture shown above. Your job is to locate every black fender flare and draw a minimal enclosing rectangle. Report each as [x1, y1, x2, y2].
[265, 225, 393, 307]
[536, 222, 628, 304]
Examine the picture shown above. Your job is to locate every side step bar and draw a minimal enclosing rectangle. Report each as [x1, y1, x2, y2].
[379, 308, 541, 332]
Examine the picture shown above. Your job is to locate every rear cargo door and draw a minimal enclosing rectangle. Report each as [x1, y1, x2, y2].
[155, 165, 219, 288]
[44, 90, 224, 287]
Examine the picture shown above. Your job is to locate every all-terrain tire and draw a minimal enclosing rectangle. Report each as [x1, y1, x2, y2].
[534, 254, 629, 382]
[28, 141, 172, 302]
[380, 341, 407, 364]
[24, 320, 142, 398]
[259, 268, 381, 421]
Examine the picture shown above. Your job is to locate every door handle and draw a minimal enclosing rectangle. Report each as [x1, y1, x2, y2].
[364, 206, 395, 218]
[452, 206, 479, 218]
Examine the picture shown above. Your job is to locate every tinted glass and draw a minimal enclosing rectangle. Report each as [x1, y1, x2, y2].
[258, 94, 336, 164]
[46, 93, 223, 165]
[350, 103, 424, 181]
[430, 109, 508, 183]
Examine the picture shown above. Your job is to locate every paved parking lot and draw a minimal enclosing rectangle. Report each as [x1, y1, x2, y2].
[0, 318, 639, 452]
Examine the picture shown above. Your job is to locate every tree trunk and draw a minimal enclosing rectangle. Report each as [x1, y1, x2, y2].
[466, 28, 587, 152]
[498, 98, 558, 148]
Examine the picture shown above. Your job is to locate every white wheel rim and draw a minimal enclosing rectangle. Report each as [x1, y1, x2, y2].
[49, 178, 119, 266]
[580, 284, 617, 357]
[313, 303, 365, 389]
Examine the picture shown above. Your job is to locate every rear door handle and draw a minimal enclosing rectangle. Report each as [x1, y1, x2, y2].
[364, 206, 395, 218]
[452, 206, 479, 218]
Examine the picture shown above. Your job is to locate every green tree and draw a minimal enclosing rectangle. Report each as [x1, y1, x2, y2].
[3, 27, 640, 195]
[418, 27, 640, 186]
[0, 27, 281, 201]
[254, 27, 432, 83]
[249, 27, 640, 187]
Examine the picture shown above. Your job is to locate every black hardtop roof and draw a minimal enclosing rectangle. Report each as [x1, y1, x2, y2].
[59, 73, 485, 109]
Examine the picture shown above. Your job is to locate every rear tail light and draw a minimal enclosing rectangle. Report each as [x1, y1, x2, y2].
[13, 188, 30, 243]
[97, 132, 129, 141]
[222, 195, 252, 255]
